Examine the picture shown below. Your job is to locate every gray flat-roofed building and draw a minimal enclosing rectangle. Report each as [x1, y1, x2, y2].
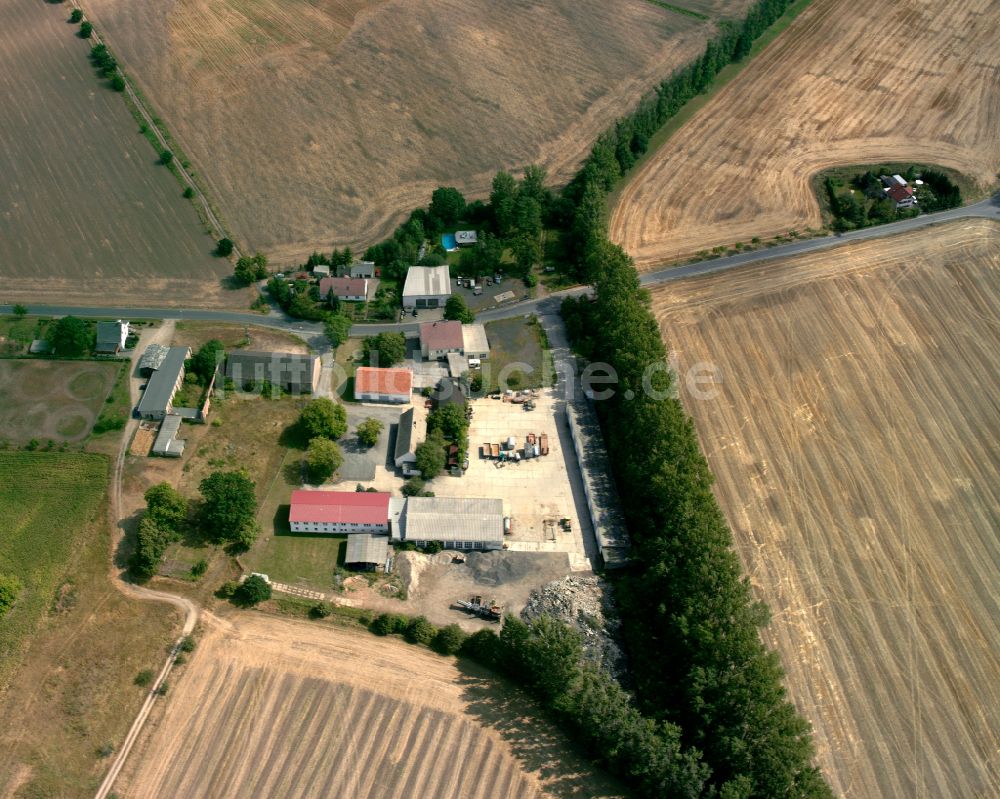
[394, 407, 417, 468]
[345, 533, 389, 571]
[225, 351, 321, 394]
[565, 401, 630, 568]
[152, 414, 185, 457]
[139, 344, 168, 376]
[137, 346, 190, 420]
[95, 320, 129, 354]
[461, 324, 489, 359]
[396, 496, 504, 550]
[454, 230, 478, 246]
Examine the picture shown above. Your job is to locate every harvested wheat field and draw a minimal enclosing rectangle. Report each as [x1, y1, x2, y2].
[652, 219, 1000, 799]
[119, 611, 624, 798]
[611, 0, 1000, 268]
[82, 0, 752, 262]
[0, 1, 238, 308]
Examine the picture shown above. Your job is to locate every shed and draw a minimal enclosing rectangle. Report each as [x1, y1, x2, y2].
[446, 352, 467, 378]
[312, 264, 331, 278]
[350, 261, 377, 279]
[454, 230, 478, 246]
[430, 377, 467, 410]
[138, 344, 168, 377]
[345, 533, 389, 571]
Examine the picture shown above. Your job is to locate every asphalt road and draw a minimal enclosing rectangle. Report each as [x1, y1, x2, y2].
[3, 196, 996, 337]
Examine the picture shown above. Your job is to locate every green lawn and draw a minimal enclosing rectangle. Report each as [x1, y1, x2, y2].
[0, 452, 108, 689]
[243, 531, 346, 590]
[483, 317, 546, 393]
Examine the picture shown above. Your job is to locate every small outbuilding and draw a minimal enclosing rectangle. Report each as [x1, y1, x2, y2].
[393, 406, 418, 469]
[354, 366, 413, 403]
[345, 533, 389, 571]
[454, 230, 478, 246]
[138, 343, 168, 377]
[136, 346, 190, 420]
[429, 377, 467, 410]
[461, 324, 489, 359]
[350, 261, 377, 279]
[402, 265, 451, 310]
[152, 414, 185, 457]
[312, 264, 331, 278]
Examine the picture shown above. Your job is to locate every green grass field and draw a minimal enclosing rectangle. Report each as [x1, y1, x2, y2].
[483, 317, 546, 393]
[0, 452, 109, 689]
[243, 531, 346, 590]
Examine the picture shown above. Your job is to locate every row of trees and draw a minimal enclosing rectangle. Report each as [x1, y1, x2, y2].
[89, 43, 125, 92]
[561, 241, 832, 797]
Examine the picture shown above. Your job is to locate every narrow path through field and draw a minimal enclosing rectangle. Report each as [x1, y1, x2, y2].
[94, 322, 200, 799]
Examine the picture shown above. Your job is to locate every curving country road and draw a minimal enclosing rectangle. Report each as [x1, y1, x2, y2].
[2, 196, 996, 338]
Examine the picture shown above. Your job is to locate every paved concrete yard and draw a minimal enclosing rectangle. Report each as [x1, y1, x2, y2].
[416, 389, 599, 571]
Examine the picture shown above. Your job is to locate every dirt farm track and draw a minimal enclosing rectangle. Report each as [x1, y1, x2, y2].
[81, 0, 753, 262]
[118, 612, 624, 798]
[611, 0, 1000, 268]
[653, 220, 1000, 799]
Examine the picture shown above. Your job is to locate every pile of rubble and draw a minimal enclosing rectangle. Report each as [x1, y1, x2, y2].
[521, 575, 627, 682]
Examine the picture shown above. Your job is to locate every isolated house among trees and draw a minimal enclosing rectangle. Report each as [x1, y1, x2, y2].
[225, 351, 321, 394]
[402, 265, 451, 309]
[95, 319, 129, 354]
[350, 261, 377, 279]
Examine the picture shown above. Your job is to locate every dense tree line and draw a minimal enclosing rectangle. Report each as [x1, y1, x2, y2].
[561, 240, 832, 797]
[130, 483, 189, 579]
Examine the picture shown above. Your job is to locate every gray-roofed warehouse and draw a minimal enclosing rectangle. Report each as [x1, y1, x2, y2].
[136, 346, 190, 420]
[395, 496, 504, 550]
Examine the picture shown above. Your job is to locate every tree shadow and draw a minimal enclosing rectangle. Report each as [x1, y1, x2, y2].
[279, 421, 308, 449]
[272, 503, 291, 536]
[453, 659, 629, 798]
[114, 509, 143, 577]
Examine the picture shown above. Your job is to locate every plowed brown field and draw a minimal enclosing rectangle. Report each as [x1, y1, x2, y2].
[119, 612, 624, 798]
[0, 1, 237, 308]
[652, 219, 1000, 798]
[82, 0, 752, 263]
[611, 0, 1000, 268]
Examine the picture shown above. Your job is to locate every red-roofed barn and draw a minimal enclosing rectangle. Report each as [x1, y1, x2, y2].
[289, 490, 390, 533]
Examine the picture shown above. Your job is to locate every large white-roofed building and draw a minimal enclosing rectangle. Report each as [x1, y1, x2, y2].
[402, 265, 451, 310]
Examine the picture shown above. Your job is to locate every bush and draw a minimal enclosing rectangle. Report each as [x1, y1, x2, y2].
[404, 615, 437, 646]
[134, 669, 155, 687]
[370, 612, 408, 636]
[423, 541, 443, 555]
[190, 559, 208, 578]
[183, 186, 195, 199]
[401, 477, 425, 497]
[216, 580, 239, 599]
[309, 602, 333, 619]
[356, 417, 384, 448]
[110, 74, 125, 92]
[155, 682, 169, 696]
[233, 575, 271, 606]
[215, 238, 234, 257]
[179, 635, 197, 653]
[70, 9, 83, 23]
[459, 628, 502, 667]
[0, 574, 23, 618]
[79, 20, 93, 38]
[432, 624, 467, 655]
[159, 150, 173, 166]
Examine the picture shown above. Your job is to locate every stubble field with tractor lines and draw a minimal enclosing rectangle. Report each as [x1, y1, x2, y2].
[120, 612, 625, 798]
[81, 0, 753, 263]
[652, 219, 1000, 799]
[0, 1, 235, 308]
[611, 0, 1000, 268]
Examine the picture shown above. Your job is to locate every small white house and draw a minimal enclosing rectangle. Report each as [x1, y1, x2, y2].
[402, 265, 451, 310]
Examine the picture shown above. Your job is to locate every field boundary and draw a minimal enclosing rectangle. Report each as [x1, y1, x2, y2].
[606, 0, 814, 213]
[65, 2, 239, 258]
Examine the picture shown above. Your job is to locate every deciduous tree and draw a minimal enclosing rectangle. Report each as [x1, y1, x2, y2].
[306, 437, 343, 482]
[299, 397, 347, 440]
